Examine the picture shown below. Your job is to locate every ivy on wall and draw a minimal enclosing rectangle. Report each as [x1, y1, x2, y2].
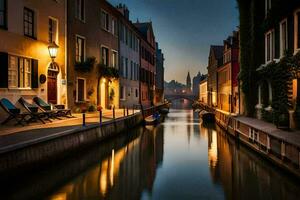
[259, 52, 300, 125]
[237, 0, 265, 117]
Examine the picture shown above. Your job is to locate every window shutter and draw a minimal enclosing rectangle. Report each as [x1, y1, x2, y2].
[31, 59, 39, 88]
[0, 52, 8, 88]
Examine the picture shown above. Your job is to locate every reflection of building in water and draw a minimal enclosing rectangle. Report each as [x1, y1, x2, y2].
[50, 126, 164, 200]
[207, 125, 300, 200]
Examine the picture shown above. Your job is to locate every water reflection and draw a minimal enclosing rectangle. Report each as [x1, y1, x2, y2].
[207, 125, 300, 200]
[1, 109, 300, 200]
[48, 125, 164, 200]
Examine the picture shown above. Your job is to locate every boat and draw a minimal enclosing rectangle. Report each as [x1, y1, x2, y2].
[159, 108, 169, 115]
[144, 113, 161, 126]
[199, 110, 215, 122]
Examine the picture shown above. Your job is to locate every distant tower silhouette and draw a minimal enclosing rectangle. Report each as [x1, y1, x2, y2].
[186, 71, 191, 93]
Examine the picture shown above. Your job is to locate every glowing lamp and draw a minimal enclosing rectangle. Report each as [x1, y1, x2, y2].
[48, 42, 59, 61]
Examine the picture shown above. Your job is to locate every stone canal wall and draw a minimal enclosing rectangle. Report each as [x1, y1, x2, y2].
[215, 109, 300, 178]
[0, 113, 143, 173]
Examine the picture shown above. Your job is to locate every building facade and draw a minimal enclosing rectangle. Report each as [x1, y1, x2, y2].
[207, 45, 223, 107]
[199, 77, 208, 104]
[67, 0, 120, 111]
[0, 0, 66, 119]
[117, 4, 140, 109]
[192, 72, 205, 97]
[217, 31, 240, 114]
[154, 42, 164, 104]
[134, 22, 156, 108]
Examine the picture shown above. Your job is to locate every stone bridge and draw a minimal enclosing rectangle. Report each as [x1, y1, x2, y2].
[164, 94, 197, 102]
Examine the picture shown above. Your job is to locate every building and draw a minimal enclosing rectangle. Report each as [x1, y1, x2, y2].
[154, 42, 165, 104]
[0, 0, 67, 120]
[199, 77, 208, 104]
[67, 0, 120, 111]
[217, 31, 240, 114]
[117, 4, 140, 109]
[238, 0, 300, 128]
[134, 21, 156, 108]
[207, 46, 223, 107]
[192, 72, 205, 97]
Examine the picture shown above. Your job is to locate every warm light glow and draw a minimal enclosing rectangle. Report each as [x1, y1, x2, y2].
[48, 42, 59, 60]
[208, 130, 218, 168]
[110, 149, 115, 187]
[102, 78, 106, 83]
[100, 160, 108, 196]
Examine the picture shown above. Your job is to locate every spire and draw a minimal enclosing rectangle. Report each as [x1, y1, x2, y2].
[186, 71, 191, 91]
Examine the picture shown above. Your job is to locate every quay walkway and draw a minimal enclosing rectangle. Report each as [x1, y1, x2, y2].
[0, 109, 138, 154]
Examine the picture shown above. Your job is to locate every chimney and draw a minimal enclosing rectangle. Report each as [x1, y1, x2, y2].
[116, 4, 129, 20]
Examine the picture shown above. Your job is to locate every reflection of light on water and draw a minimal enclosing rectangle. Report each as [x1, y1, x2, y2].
[110, 149, 114, 187]
[100, 159, 108, 196]
[50, 193, 67, 200]
[98, 137, 141, 197]
[208, 130, 218, 168]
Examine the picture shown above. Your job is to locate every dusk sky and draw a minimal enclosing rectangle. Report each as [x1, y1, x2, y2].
[109, 0, 239, 84]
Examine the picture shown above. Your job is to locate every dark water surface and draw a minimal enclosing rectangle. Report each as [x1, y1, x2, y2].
[1, 100, 300, 200]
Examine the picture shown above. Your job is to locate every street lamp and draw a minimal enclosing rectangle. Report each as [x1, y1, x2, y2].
[48, 42, 59, 62]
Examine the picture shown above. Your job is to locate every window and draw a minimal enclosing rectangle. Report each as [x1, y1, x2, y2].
[125, 58, 128, 78]
[265, 0, 271, 16]
[295, 11, 300, 51]
[49, 18, 58, 43]
[8, 55, 31, 88]
[120, 86, 126, 100]
[112, 18, 117, 36]
[130, 61, 133, 80]
[101, 10, 109, 31]
[135, 88, 138, 98]
[0, 0, 6, 28]
[77, 78, 86, 102]
[101, 47, 109, 66]
[265, 30, 275, 63]
[76, 36, 85, 62]
[125, 27, 128, 45]
[280, 19, 288, 57]
[24, 7, 35, 38]
[112, 51, 117, 68]
[76, 0, 85, 21]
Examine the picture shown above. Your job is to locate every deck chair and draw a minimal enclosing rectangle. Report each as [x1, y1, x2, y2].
[0, 98, 31, 126]
[18, 97, 52, 124]
[33, 97, 72, 118]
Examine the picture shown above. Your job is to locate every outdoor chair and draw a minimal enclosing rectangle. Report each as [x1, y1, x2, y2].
[33, 97, 72, 118]
[18, 97, 52, 124]
[0, 98, 31, 126]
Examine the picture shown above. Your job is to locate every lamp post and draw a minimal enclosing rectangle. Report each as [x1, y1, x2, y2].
[48, 42, 59, 62]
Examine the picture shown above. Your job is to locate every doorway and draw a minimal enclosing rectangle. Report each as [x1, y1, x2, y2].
[47, 63, 59, 104]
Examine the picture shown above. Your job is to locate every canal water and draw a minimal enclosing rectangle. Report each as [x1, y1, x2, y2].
[1, 99, 300, 200]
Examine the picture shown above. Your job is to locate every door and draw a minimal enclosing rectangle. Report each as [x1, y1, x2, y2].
[47, 74, 57, 104]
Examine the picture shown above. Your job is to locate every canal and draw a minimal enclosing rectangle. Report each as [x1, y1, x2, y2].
[1, 99, 300, 200]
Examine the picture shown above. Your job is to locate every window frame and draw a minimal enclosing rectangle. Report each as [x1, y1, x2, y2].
[279, 18, 288, 58]
[75, 35, 86, 62]
[265, 0, 271, 16]
[101, 46, 109, 66]
[0, 0, 7, 29]
[101, 10, 109, 31]
[120, 86, 126, 100]
[76, 77, 86, 102]
[265, 29, 275, 63]
[8, 55, 32, 89]
[48, 17, 59, 44]
[24, 7, 35, 39]
[111, 50, 118, 68]
[75, 0, 85, 21]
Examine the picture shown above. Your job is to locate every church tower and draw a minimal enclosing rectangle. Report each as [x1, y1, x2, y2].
[186, 71, 191, 93]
